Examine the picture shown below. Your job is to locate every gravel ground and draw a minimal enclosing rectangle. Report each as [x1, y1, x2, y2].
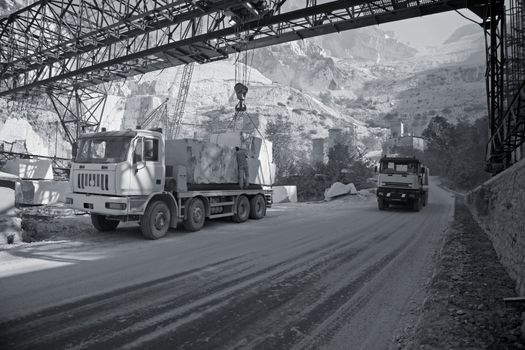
[411, 197, 525, 350]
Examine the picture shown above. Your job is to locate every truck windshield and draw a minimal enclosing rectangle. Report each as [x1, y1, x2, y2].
[76, 137, 132, 163]
[380, 161, 419, 174]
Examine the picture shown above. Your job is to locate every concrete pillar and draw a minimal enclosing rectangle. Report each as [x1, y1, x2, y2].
[328, 128, 344, 149]
[312, 138, 325, 165]
[391, 122, 404, 138]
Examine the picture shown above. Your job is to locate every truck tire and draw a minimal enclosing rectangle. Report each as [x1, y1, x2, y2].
[183, 198, 205, 232]
[141, 200, 171, 239]
[233, 195, 250, 223]
[378, 198, 386, 210]
[411, 197, 422, 212]
[91, 214, 119, 232]
[249, 195, 266, 220]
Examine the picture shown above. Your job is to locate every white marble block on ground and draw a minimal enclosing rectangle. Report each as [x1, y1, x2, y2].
[272, 186, 298, 203]
[3, 158, 53, 180]
[15, 180, 68, 206]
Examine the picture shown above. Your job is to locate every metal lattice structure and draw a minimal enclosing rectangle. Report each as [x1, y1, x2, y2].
[0, 0, 281, 97]
[47, 85, 108, 144]
[170, 17, 203, 139]
[1, 0, 492, 97]
[171, 61, 196, 138]
[485, 0, 525, 172]
[138, 98, 168, 129]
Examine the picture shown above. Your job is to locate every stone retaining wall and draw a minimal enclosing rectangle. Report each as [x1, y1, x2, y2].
[465, 158, 525, 295]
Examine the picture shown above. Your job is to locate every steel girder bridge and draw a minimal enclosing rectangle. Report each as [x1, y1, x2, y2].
[0, 0, 522, 173]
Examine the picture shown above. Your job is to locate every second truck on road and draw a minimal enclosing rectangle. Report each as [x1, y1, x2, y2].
[376, 156, 429, 211]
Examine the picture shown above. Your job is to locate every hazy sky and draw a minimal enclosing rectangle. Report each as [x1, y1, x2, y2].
[379, 9, 481, 48]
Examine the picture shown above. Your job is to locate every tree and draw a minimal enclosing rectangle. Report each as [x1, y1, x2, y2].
[422, 115, 455, 175]
[421, 115, 489, 190]
[265, 115, 295, 183]
[326, 142, 372, 189]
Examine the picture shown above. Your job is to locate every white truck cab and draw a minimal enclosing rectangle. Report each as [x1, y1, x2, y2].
[67, 129, 164, 212]
[375, 156, 429, 211]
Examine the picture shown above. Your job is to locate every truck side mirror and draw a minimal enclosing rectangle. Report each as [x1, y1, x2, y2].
[71, 142, 78, 158]
[133, 138, 143, 164]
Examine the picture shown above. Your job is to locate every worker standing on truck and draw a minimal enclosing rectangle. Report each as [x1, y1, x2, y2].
[235, 146, 249, 189]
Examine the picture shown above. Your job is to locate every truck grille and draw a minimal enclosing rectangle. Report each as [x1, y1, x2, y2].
[77, 172, 110, 191]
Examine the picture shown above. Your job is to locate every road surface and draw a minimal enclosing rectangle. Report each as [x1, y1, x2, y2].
[0, 182, 454, 349]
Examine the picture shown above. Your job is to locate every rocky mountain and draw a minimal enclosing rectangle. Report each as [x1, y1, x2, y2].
[98, 59, 385, 163]
[313, 27, 418, 63]
[0, 0, 30, 17]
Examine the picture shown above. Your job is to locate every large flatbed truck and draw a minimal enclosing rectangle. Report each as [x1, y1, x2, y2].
[65, 128, 271, 239]
[375, 156, 428, 211]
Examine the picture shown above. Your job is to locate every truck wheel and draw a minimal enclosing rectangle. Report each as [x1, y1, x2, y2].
[91, 213, 119, 232]
[249, 195, 266, 220]
[183, 198, 205, 232]
[378, 198, 385, 210]
[142, 200, 171, 239]
[233, 195, 250, 223]
[412, 198, 422, 212]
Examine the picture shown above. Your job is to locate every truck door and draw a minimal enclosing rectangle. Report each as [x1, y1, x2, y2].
[129, 137, 164, 195]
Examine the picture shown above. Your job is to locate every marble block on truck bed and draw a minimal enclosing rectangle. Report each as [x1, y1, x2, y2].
[209, 132, 243, 148]
[166, 139, 275, 186]
[210, 132, 273, 164]
[165, 139, 238, 185]
[248, 158, 275, 186]
[251, 137, 273, 164]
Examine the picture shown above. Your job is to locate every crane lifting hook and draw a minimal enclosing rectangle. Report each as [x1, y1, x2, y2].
[234, 82, 248, 112]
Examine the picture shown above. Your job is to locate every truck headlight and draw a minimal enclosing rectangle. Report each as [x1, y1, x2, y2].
[105, 202, 126, 210]
[65, 197, 73, 204]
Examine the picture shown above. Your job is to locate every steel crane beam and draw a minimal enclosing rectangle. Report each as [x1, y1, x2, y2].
[0, 0, 489, 99]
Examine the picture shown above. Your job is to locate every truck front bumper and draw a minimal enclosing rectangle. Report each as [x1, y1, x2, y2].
[377, 187, 420, 202]
[65, 193, 147, 216]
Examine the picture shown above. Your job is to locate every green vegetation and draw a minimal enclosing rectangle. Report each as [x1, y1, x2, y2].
[265, 115, 295, 181]
[273, 141, 372, 201]
[421, 115, 490, 190]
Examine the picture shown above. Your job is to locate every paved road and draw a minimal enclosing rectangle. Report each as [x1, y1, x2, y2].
[0, 182, 454, 350]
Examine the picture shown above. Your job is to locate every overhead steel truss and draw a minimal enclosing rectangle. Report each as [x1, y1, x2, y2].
[0, 0, 493, 99]
[47, 85, 108, 144]
[0, 0, 280, 97]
